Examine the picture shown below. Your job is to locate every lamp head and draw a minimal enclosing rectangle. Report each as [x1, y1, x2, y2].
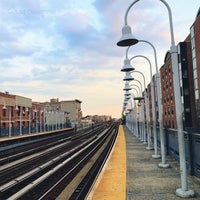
[123, 82, 131, 91]
[121, 58, 135, 72]
[117, 25, 139, 47]
[124, 90, 131, 96]
[123, 72, 134, 81]
[124, 102, 128, 106]
[125, 96, 130, 101]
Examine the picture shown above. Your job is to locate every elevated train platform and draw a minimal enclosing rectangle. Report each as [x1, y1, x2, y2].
[88, 125, 200, 200]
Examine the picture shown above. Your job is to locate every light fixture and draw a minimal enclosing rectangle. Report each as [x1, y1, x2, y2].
[123, 81, 131, 91]
[121, 58, 135, 72]
[123, 72, 134, 81]
[117, 25, 138, 47]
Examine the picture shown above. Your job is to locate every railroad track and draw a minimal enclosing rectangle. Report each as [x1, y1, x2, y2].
[0, 122, 118, 200]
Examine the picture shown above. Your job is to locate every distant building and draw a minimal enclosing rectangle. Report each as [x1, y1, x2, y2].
[147, 75, 158, 127]
[0, 92, 32, 136]
[0, 92, 83, 137]
[42, 98, 82, 127]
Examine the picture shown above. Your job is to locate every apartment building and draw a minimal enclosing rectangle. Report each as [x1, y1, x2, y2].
[147, 75, 158, 126]
[160, 52, 176, 129]
[191, 9, 200, 130]
[42, 98, 82, 127]
[160, 40, 197, 130]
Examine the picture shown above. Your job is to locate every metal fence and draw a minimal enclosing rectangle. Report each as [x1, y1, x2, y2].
[127, 120, 200, 179]
[0, 123, 72, 138]
[148, 126, 200, 178]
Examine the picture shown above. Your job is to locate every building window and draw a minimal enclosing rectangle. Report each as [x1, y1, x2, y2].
[2, 108, 6, 117]
[184, 89, 189, 95]
[195, 90, 199, 100]
[168, 107, 170, 115]
[172, 121, 175, 128]
[2, 122, 6, 128]
[191, 24, 198, 101]
[17, 106, 20, 116]
[11, 106, 14, 117]
[183, 70, 188, 78]
[185, 108, 190, 113]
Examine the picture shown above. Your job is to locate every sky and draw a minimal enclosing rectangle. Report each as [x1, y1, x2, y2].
[0, 0, 199, 118]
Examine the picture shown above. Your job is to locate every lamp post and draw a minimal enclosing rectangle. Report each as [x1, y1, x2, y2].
[127, 42, 168, 163]
[124, 85, 140, 137]
[125, 92, 138, 137]
[33, 107, 38, 133]
[131, 80, 145, 142]
[8, 105, 12, 137]
[117, 0, 194, 197]
[26, 107, 30, 134]
[16, 106, 22, 136]
[123, 81, 139, 135]
[3, 104, 12, 137]
[40, 110, 43, 132]
[43, 108, 46, 132]
[126, 98, 135, 134]
[126, 53, 160, 158]
[136, 40, 169, 167]
[130, 84, 142, 139]
[125, 70, 150, 147]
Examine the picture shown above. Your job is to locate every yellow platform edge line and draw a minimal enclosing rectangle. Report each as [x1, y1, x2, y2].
[87, 125, 126, 200]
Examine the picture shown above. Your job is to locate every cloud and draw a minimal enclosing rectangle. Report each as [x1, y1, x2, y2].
[0, 0, 199, 118]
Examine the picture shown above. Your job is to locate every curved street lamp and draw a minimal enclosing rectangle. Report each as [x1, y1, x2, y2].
[130, 83, 144, 140]
[117, 0, 194, 197]
[125, 41, 169, 166]
[124, 70, 151, 147]
[124, 72, 146, 143]
[124, 53, 160, 158]
[125, 89, 140, 137]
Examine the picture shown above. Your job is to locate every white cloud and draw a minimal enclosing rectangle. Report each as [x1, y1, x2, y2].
[0, 0, 199, 118]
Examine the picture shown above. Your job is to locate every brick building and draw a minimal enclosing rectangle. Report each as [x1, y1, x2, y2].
[0, 92, 32, 136]
[160, 52, 176, 129]
[147, 75, 158, 126]
[159, 9, 199, 130]
[0, 92, 83, 137]
[191, 9, 200, 130]
[42, 98, 82, 127]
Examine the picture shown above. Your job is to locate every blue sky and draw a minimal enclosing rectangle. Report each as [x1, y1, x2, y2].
[0, 0, 199, 118]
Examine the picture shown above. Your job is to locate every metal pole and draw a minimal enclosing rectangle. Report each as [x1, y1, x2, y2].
[130, 55, 160, 158]
[9, 106, 11, 137]
[139, 40, 169, 167]
[133, 70, 151, 149]
[159, 0, 194, 197]
[20, 106, 22, 136]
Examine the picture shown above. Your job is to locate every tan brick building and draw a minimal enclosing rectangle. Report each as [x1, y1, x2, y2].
[42, 98, 82, 127]
[0, 92, 32, 136]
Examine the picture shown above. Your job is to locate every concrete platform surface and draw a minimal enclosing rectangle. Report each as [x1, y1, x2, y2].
[125, 126, 200, 200]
